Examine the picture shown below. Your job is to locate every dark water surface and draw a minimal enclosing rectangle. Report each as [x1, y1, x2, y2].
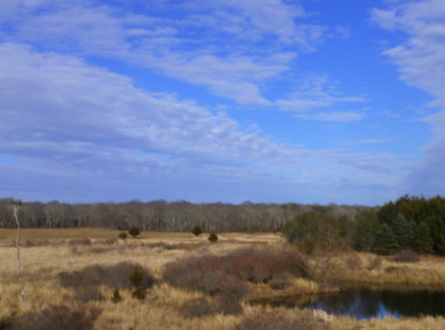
[251, 285, 445, 320]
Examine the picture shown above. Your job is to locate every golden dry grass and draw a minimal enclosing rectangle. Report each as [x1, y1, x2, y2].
[1, 229, 445, 329]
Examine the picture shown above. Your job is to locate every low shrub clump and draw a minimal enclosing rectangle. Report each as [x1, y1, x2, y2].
[58, 262, 155, 302]
[393, 249, 420, 263]
[118, 232, 127, 240]
[208, 233, 218, 243]
[180, 295, 243, 318]
[268, 272, 294, 290]
[128, 227, 140, 238]
[129, 265, 154, 299]
[111, 288, 122, 303]
[6, 305, 100, 330]
[192, 226, 203, 236]
[163, 249, 308, 299]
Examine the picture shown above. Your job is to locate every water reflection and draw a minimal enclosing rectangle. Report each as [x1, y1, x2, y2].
[251, 286, 445, 320]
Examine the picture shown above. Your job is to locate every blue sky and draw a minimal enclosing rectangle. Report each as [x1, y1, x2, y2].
[0, 0, 444, 205]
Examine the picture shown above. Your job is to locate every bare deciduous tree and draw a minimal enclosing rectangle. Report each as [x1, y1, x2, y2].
[11, 199, 23, 277]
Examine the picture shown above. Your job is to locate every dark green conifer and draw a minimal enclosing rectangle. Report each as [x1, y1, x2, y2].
[391, 214, 412, 249]
[414, 222, 434, 254]
[373, 223, 399, 255]
[425, 217, 445, 254]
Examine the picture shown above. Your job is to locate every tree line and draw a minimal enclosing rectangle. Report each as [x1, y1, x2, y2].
[2, 195, 444, 256]
[0, 198, 362, 232]
[282, 195, 445, 255]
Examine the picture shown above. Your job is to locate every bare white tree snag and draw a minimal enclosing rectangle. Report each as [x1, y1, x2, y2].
[11, 200, 23, 278]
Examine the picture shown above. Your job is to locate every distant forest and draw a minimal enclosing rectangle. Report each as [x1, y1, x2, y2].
[0, 198, 366, 232]
[1, 195, 445, 255]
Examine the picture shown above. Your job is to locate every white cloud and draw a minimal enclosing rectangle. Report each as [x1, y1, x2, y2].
[0, 43, 410, 203]
[335, 26, 351, 39]
[0, 0, 329, 106]
[345, 139, 391, 145]
[372, 0, 445, 196]
[293, 111, 365, 123]
[275, 75, 365, 114]
[0, 43, 304, 172]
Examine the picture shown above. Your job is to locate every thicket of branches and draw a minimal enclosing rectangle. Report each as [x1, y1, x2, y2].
[0, 199, 363, 232]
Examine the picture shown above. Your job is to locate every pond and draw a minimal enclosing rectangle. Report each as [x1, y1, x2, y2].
[251, 285, 445, 320]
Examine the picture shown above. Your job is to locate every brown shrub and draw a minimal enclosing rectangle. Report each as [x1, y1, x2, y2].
[269, 272, 294, 290]
[216, 295, 243, 315]
[163, 249, 309, 299]
[180, 298, 216, 318]
[74, 287, 104, 303]
[58, 262, 155, 303]
[9, 305, 100, 330]
[103, 238, 117, 245]
[22, 239, 51, 248]
[393, 249, 420, 263]
[68, 238, 91, 246]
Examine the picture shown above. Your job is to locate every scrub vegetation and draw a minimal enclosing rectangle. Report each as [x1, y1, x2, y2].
[1, 195, 445, 329]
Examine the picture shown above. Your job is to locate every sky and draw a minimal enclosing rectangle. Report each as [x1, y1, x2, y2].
[0, 0, 444, 206]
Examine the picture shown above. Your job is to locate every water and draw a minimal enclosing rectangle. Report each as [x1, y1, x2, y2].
[251, 285, 445, 320]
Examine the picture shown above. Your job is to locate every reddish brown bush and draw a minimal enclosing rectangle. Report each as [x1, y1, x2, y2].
[163, 249, 309, 299]
[216, 295, 243, 315]
[393, 249, 420, 263]
[58, 262, 155, 303]
[8, 305, 100, 330]
[180, 298, 216, 318]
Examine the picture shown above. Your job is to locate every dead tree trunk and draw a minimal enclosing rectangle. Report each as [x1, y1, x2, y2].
[11, 200, 22, 278]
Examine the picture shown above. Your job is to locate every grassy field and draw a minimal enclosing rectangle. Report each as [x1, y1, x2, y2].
[1, 228, 445, 329]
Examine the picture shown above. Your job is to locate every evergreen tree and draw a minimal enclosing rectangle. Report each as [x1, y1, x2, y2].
[426, 216, 445, 255]
[337, 215, 350, 238]
[414, 222, 434, 254]
[373, 224, 399, 255]
[377, 201, 397, 226]
[352, 209, 380, 252]
[407, 220, 417, 249]
[391, 214, 412, 249]
[283, 212, 320, 243]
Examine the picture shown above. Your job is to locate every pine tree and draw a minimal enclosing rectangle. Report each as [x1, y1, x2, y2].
[414, 222, 434, 254]
[391, 214, 412, 249]
[426, 217, 445, 255]
[373, 224, 399, 255]
[353, 210, 381, 252]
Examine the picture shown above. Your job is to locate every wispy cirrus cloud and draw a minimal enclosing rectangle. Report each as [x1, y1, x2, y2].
[372, 0, 445, 196]
[275, 75, 365, 121]
[0, 0, 329, 106]
[0, 43, 408, 204]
